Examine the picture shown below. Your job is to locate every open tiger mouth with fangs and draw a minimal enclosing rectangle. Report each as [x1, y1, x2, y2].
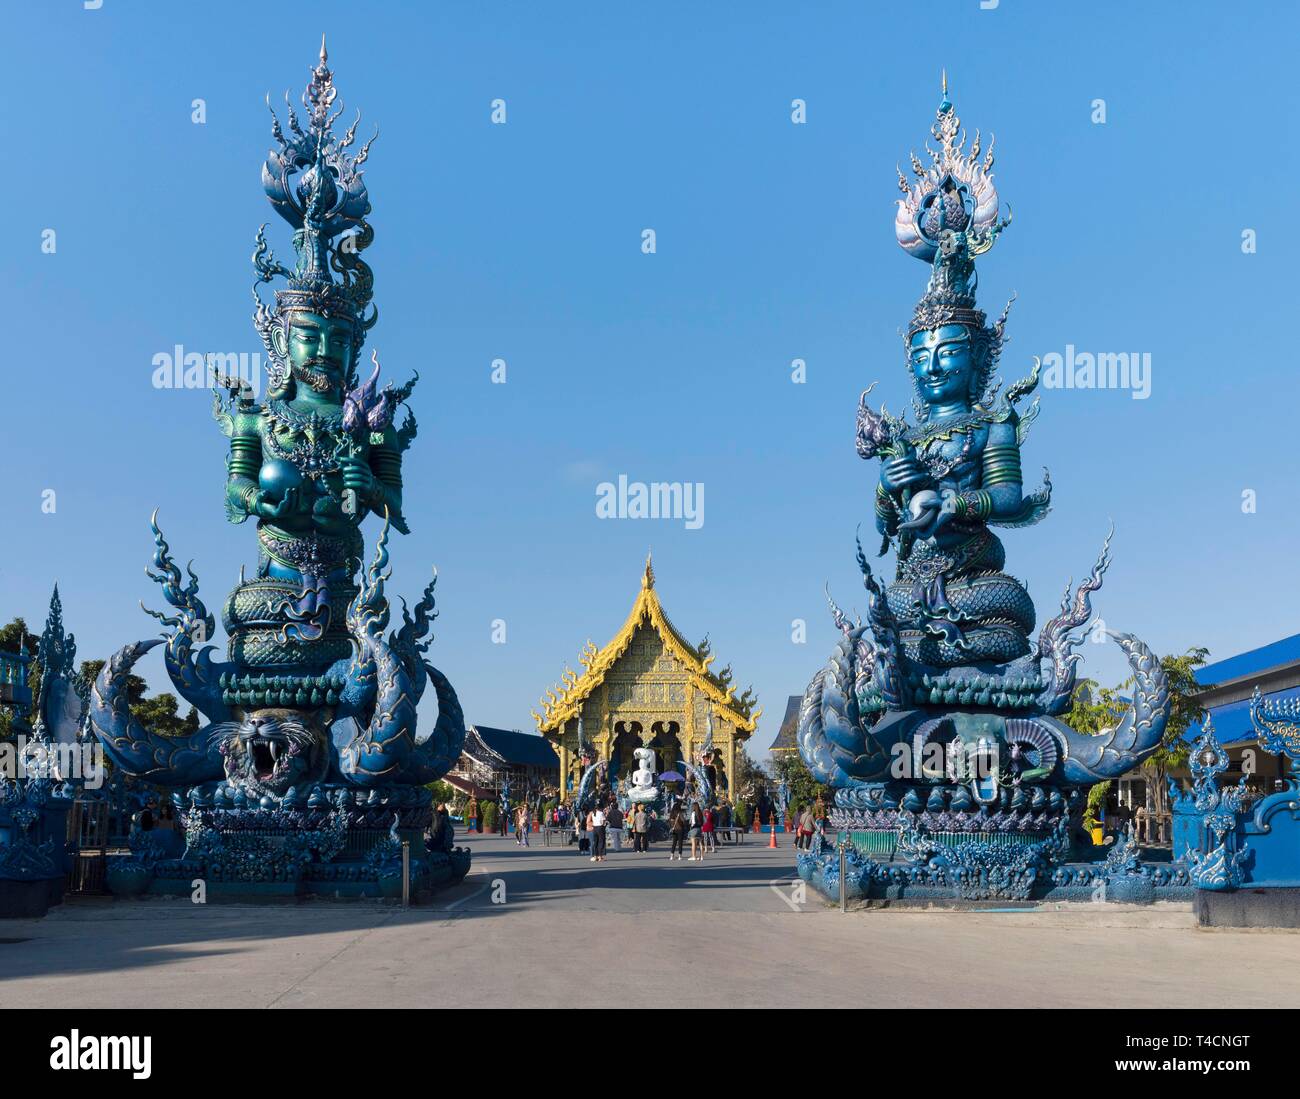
[248, 736, 290, 781]
[218, 710, 329, 796]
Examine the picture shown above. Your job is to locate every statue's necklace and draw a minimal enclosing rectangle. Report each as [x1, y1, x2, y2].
[264, 400, 345, 475]
[923, 430, 975, 481]
[265, 398, 344, 429]
[905, 409, 986, 448]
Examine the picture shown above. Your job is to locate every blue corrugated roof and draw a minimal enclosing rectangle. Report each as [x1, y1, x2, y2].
[473, 726, 560, 768]
[1196, 634, 1300, 686]
[1186, 684, 1300, 747]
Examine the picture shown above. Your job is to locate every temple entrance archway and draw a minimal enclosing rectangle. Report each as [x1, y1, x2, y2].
[610, 720, 643, 781]
[649, 720, 683, 780]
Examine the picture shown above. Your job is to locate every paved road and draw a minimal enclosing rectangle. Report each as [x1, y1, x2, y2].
[2, 835, 1298, 1008]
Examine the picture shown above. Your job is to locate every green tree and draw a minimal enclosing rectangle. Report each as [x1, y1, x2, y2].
[0, 618, 40, 742]
[731, 746, 767, 802]
[1066, 647, 1210, 829]
[1141, 647, 1210, 817]
[1061, 678, 1123, 830]
[425, 780, 457, 807]
[0, 618, 39, 660]
[770, 752, 828, 819]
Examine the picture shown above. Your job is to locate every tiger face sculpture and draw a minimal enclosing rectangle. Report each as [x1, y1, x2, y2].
[217, 709, 331, 796]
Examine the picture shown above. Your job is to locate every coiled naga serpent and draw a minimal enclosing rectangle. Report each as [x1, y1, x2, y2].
[798, 530, 1169, 795]
[88, 515, 465, 795]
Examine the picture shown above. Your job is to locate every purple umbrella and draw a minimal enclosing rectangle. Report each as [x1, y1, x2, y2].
[659, 771, 685, 782]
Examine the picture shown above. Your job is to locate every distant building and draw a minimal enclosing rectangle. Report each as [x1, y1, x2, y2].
[769, 695, 800, 755]
[1188, 635, 1298, 791]
[1115, 636, 1298, 814]
[533, 555, 761, 799]
[447, 725, 560, 799]
[0, 647, 32, 710]
[0, 645, 33, 737]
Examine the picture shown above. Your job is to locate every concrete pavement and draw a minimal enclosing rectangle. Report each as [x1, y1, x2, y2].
[2, 834, 1297, 1008]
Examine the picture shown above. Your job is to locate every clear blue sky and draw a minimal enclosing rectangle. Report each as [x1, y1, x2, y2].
[1, 0, 1296, 759]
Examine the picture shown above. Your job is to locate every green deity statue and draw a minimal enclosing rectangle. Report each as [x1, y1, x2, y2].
[213, 39, 417, 676]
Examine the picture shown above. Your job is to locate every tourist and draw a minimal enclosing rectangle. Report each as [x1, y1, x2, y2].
[515, 803, 531, 847]
[588, 804, 608, 862]
[632, 804, 649, 852]
[797, 805, 815, 850]
[607, 801, 624, 850]
[687, 800, 704, 861]
[718, 801, 732, 844]
[133, 798, 156, 834]
[497, 801, 509, 837]
[702, 803, 717, 853]
[668, 803, 687, 860]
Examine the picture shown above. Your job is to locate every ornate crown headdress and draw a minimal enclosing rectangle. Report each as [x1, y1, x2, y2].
[895, 76, 1014, 414]
[252, 37, 379, 376]
[895, 74, 1010, 338]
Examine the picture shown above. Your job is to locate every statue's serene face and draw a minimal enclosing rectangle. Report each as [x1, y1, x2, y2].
[909, 324, 974, 410]
[280, 310, 355, 399]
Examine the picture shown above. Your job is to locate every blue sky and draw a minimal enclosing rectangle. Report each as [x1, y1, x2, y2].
[1, 0, 1295, 759]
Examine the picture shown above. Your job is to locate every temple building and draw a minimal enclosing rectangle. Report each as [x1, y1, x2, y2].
[533, 556, 760, 799]
[446, 725, 560, 800]
[1101, 638, 1296, 840]
[1178, 637, 1296, 793]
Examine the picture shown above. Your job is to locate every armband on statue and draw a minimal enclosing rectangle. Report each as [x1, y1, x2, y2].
[981, 444, 1022, 488]
[952, 490, 993, 521]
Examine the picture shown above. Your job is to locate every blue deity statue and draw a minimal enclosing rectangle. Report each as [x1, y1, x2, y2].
[216, 38, 416, 675]
[83, 42, 468, 897]
[860, 80, 1044, 670]
[796, 83, 1176, 902]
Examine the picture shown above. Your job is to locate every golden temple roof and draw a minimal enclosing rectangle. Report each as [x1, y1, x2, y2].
[532, 554, 761, 735]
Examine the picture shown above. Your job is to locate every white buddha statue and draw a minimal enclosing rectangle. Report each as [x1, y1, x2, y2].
[628, 746, 658, 803]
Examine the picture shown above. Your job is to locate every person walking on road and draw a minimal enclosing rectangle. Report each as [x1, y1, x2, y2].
[797, 805, 815, 850]
[669, 804, 687, 860]
[687, 801, 705, 861]
[633, 805, 650, 852]
[588, 805, 608, 862]
[702, 804, 717, 854]
[609, 802, 625, 851]
[515, 803, 531, 847]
